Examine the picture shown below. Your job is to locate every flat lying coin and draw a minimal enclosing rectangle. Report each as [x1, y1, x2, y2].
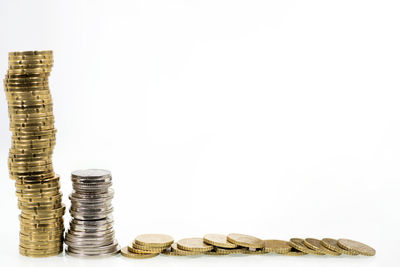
[227, 233, 264, 249]
[203, 234, 237, 248]
[128, 245, 165, 254]
[120, 246, 158, 259]
[170, 243, 204, 255]
[263, 240, 292, 253]
[131, 242, 167, 252]
[289, 238, 324, 255]
[304, 238, 340, 256]
[321, 238, 358, 255]
[135, 234, 174, 248]
[177, 238, 213, 252]
[337, 239, 376, 256]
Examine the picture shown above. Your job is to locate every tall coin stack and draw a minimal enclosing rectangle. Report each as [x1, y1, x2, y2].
[66, 169, 119, 257]
[4, 50, 65, 257]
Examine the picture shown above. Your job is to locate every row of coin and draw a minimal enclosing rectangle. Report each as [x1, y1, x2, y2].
[121, 233, 375, 259]
[4, 50, 65, 257]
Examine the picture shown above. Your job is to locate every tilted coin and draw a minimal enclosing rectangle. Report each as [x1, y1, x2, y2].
[227, 233, 264, 249]
[337, 239, 376, 256]
[9, 50, 53, 56]
[263, 240, 292, 253]
[321, 238, 358, 255]
[289, 238, 324, 255]
[135, 234, 174, 248]
[304, 238, 341, 256]
[177, 238, 213, 252]
[203, 234, 237, 248]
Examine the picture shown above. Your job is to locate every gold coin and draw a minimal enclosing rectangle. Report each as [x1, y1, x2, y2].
[9, 50, 53, 56]
[8, 54, 53, 60]
[9, 63, 53, 70]
[135, 234, 174, 248]
[9, 59, 53, 65]
[170, 243, 203, 255]
[19, 246, 62, 257]
[227, 233, 264, 249]
[120, 246, 158, 259]
[128, 245, 165, 254]
[263, 240, 292, 253]
[242, 248, 267, 254]
[204, 250, 229, 256]
[15, 180, 59, 190]
[289, 238, 324, 255]
[162, 250, 184, 256]
[304, 238, 340, 256]
[215, 247, 246, 254]
[337, 239, 375, 256]
[177, 238, 214, 252]
[130, 242, 168, 252]
[321, 238, 358, 255]
[203, 234, 237, 248]
[5, 72, 50, 79]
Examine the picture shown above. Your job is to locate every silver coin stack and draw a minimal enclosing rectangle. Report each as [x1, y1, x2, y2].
[65, 169, 119, 257]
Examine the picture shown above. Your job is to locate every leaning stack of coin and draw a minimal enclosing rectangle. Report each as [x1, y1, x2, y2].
[122, 233, 376, 259]
[4, 50, 65, 257]
[65, 169, 119, 257]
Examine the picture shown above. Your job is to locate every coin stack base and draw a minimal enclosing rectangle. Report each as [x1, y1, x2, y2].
[4, 50, 64, 257]
[65, 169, 119, 257]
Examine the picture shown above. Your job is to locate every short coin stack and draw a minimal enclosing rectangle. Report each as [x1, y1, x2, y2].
[65, 169, 119, 257]
[4, 50, 65, 257]
[121, 233, 376, 258]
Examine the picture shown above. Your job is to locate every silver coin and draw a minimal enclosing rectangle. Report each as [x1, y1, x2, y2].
[71, 169, 111, 179]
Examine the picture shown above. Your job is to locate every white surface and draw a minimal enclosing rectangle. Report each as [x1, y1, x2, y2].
[0, 0, 399, 266]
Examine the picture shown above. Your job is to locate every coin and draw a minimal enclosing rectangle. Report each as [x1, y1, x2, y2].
[289, 238, 324, 255]
[177, 238, 214, 252]
[304, 238, 341, 256]
[131, 242, 170, 252]
[321, 238, 358, 255]
[120, 246, 158, 259]
[203, 234, 237, 248]
[227, 233, 264, 249]
[337, 239, 376, 256]
[215, 247, 246, 254]
[170, 242, 204, 255]
[242, 248, 267, 254]
[263, 240, 292, 253]
[134, 234, 174, 248]
[128, 246, 166, 254]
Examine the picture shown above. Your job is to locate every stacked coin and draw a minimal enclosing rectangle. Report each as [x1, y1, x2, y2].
[66, 169, 119, 257]
[121, 233, 376, 258]
[4, 50, 65, 257]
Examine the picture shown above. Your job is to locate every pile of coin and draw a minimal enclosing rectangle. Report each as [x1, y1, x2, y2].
[65, 169, 119, 257]
[4, 50, 65, 257]
[121, 233, 375, 258]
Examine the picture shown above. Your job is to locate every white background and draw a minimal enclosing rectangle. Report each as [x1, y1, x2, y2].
[0, 0, 399, 266]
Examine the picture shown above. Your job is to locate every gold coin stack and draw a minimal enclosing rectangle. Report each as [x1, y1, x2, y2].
[4, 50, 65, 257]
[121, 233, 376, 259]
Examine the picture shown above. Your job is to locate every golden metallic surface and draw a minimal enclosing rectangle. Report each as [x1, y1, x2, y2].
[263, 240, 292, 253]
[135, 234, 174, 248]
[121, 246, 159, 259]
[203, 234, 237, 248]
[177, 238, 213, 252]
[227, 233, 264, 249]
[242, 248, 267, 254]
[337, 239, 376, 256]
[304, 238, 341, 256]
[130, 242, 168, 252]
[215, 247, 246, 254]
[321, 238, 358, 255]
[289, 238, 324, 255]
[4, 50, 64, 257]
[170, 243, 204, 255]
[128, 246, 165, 254]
